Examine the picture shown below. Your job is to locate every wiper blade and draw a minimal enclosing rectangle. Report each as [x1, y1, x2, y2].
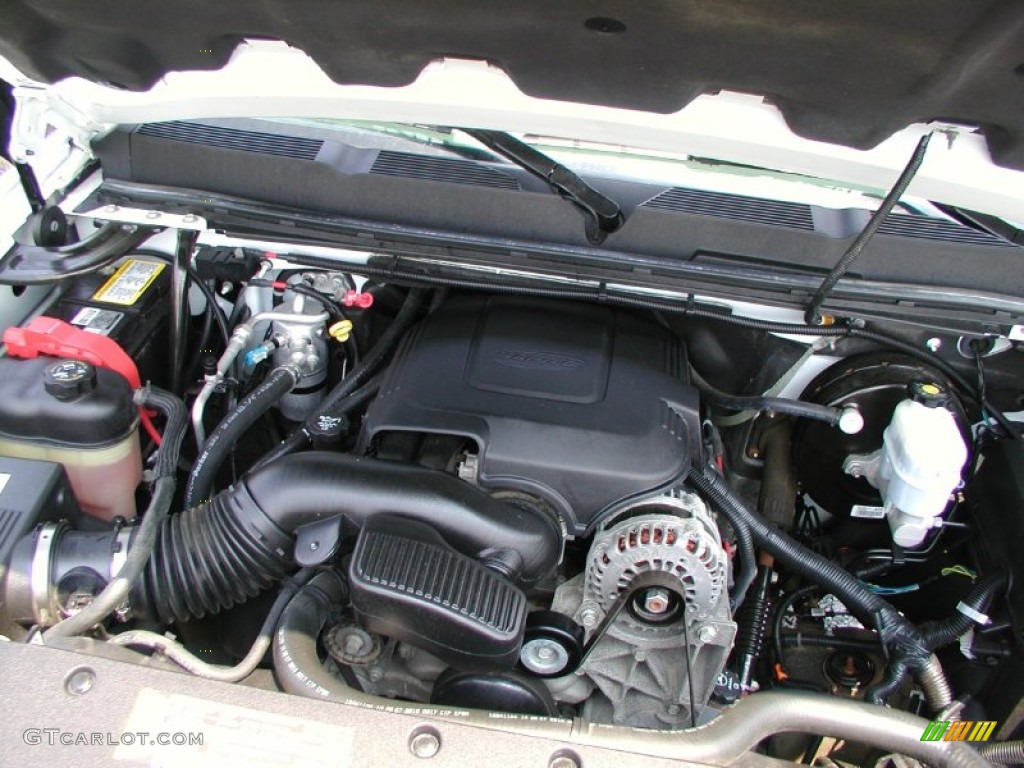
[462, 128, 624, 245]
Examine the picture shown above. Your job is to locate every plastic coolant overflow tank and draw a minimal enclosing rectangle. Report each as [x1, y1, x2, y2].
[878, 389, 967, 547]
[0, 357, 141, 522]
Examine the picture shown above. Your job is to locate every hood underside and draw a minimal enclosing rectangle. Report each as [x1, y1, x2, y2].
[2, 1, 1024, 171]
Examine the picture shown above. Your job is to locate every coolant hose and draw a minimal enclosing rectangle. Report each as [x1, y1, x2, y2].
[144, 452, 561, 622]
[185, 365, 299, 507]
[44, 386, 188, 641]
[921, 570, 1008, 650]
[273, 573, 988, 768]
[687, 467, 941, 705]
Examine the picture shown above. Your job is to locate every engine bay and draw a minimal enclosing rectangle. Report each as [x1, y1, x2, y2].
[0, 235, 1022, 765]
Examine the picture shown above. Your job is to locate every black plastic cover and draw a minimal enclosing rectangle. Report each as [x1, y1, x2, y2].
[349, 515, 527, 672]
[0, 357, 137, 449]
[361, 293, 699, 534]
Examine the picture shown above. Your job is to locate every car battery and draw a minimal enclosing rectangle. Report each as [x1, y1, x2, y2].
[44, 256, 171, 387]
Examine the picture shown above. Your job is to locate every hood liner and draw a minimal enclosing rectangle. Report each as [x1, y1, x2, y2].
[2, 1, 1024, 171]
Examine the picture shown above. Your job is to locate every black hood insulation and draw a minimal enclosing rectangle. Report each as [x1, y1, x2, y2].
[2, 1, 1024, 170]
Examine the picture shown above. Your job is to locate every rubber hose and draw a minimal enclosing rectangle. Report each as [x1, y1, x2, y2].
[143, 452, 561, 622]
[44, 387, 187, 641]
[185, 365, 299, 507]
[308, 287, 426, 421]
[691, 368, 843, 426]
[921, 570, 1008, 650]
[687, 467, 937, 699]
[253, 374, 384, 469]
[979, 740, 1024, 765]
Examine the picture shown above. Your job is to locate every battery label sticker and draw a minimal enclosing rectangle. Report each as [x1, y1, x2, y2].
[70, 306, 123, 336]
[92, 259, 165, 305]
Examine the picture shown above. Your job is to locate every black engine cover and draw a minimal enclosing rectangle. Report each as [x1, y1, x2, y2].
[360, 293, 699, 534]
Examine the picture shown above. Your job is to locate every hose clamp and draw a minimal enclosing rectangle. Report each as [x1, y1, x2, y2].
[29, 521, 65, 627]
[108, 525, 136, 621]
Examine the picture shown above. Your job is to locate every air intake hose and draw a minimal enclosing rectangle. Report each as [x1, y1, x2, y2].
[141, 452, 562, 623]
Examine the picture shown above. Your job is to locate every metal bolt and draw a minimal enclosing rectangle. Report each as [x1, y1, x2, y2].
[309, 541, 319, 551]
[537, 645, 555, 661]
[549, 753, 580, 768]
[182, 214, 197, 224]
[643, 588, 671, 615]
[409, 727, 441, 759]
[666, 704, 680, 716]
[579, 606, 599, 627]
[65, 667, 96, 696]
[367, 666, 384, 682]
[698, 626, 718, 643]
[145, 210, 161, 219]
[344, 634, 364, 655]
[926, 337, 942, 353]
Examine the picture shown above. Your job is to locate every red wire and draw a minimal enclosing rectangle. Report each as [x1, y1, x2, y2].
[140, 410, 162, 445]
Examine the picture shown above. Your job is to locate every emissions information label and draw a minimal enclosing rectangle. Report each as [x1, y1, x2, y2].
[70, 306, 123, 336]
[92, 259, 164, 305]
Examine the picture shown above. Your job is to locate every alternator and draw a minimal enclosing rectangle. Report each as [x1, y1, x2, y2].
[586, 493, 728, 626]
[559, 492, 736, 728]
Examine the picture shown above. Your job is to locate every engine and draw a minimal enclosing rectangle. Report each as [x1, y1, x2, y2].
[0, 248, 1020, 761]
[360, 293, 701, 534]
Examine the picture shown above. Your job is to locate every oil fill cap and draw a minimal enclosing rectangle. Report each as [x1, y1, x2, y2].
[44, 359, 98, 401]
[907, 380, 951, 409]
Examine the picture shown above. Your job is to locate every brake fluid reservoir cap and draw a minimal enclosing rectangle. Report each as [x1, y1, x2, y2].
[44, 359, 98, 401]
[907, 380, 951, 409]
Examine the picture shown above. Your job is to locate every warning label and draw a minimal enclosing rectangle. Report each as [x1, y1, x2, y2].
[92, 259, 165, 306]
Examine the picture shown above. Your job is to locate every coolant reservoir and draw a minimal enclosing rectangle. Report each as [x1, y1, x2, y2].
[877, 381, 967, 546]
[0, 357, 141, 521]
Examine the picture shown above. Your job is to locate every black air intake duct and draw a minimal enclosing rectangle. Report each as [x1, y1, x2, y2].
[142, 453, 562, 623]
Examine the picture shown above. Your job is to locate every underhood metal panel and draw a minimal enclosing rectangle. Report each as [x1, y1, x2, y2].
[2, 1, 1024, 170]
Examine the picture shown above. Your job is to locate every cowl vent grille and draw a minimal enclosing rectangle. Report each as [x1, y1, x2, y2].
[136, 122, 324, 160]
[642, 187, 814, 230]
[370, 151, 521, 190]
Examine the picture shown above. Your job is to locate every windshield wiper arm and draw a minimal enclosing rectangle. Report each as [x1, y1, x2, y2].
[462, 128, 624, 245]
